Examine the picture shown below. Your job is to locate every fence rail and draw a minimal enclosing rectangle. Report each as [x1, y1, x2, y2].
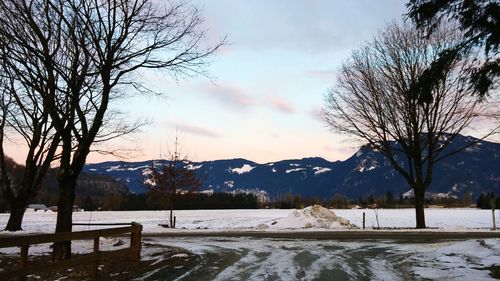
[0, 222, 142, 281]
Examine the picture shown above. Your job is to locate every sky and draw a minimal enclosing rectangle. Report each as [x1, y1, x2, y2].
[6, 0, 412, 164]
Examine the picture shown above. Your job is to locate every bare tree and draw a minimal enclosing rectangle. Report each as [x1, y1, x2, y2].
[145, 136, 203, 228]
[323, 23, 496, 228]
[0, 62, 60, 231]
[0, 0, 223, 259]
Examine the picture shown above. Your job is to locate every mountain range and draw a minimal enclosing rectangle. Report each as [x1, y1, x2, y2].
[83, 135, 500, 200]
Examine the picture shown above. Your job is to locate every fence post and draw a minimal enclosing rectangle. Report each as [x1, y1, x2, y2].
[130, 222, 142, 262]
[362, 212, 366, 230]
[492, 197, 496, 230]
[19, 245, 29, 281]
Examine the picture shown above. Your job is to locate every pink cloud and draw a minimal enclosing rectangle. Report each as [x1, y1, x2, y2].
[207, 84, 256, 109]
[308, 105, 324, 122]
[165, 121, 221, 138]
[268, 95, 295, 113]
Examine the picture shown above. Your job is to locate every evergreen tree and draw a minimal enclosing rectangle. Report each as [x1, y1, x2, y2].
[81, 196, 97, 211]
[407, 0, 500, 98]
[385, 191, 396, 208]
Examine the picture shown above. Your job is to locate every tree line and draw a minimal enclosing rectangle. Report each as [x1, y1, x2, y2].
[3, 188, 495, 213]
[104, 192, 260, 211]
[263, 191, 485, 209]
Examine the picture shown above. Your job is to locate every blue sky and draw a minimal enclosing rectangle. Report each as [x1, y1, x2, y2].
[99, 0, 410, 164]
[7, 0, 410, 164]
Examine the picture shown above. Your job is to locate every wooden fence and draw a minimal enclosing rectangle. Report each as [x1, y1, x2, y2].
[0, 222, 142, 281]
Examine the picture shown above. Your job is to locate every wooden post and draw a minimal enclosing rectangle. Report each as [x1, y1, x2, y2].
[130, 222, 142, 263]
[173, 216, 176, 228]
[494, 210, 497, 231]
[362, 212, 365, 230]
[93, 237, 99, 281]
[492, 197, 496, 230]
[19, 245, 29, 281]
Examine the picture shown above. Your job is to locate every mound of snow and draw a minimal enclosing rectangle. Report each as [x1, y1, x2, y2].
[270, 205, 356, 229]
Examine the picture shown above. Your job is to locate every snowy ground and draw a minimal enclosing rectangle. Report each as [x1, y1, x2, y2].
[1, 208, 500, 280]
[0, 207, 498, 234]
[136, 237, 500, 281]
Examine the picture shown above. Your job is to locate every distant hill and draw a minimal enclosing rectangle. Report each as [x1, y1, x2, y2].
[83, 135, 500, 200]
[0, 159, 129, 211]
[35, 171, 129, 208]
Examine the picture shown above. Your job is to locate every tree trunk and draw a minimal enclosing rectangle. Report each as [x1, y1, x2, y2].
[414, 188, 426, 229]
[4, 203, 27, 231]
[53, 177, 77, 260]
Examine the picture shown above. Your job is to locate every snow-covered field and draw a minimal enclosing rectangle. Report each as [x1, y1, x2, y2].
[1, 208, 500, 280]
[0, 207, 498, 234]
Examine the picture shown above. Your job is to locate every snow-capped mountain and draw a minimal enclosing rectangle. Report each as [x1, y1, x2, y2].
[83, 135, 500, 200]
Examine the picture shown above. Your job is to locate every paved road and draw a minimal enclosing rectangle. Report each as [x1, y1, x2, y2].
[143, 230, 500, 240]
[140, 236, 500, 280]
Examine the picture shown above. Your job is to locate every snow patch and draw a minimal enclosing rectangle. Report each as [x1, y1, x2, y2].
[356, 159, 378, 172]
[402, 189, 414, 198]
[142, 168, 153, 176]
[105, 165, 122, 172]
[465, 144, 481, 152]
[143, 178, 156, 187]
[199, 189, 214, 195]
[355, 150, 363, 157]
[186, 164, 203, 170]
[286, 168, 306, 173]
[171, 253, 189, 258]
[126, 165, 149, 171]
[313, 167, 332, 175]
[432, 192, 458, 199]
[224, 181, 234, 188]
[229, 164, 255, 174]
